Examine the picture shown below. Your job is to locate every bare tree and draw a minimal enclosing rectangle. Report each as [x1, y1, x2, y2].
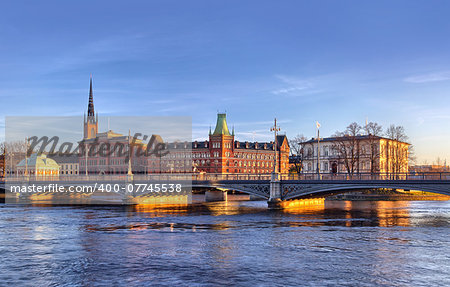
[385, 125, 410, 176]
[364, 122, 383, 173]
[3, 141, 28, 175]
[408, 146, 417, 167]
[332, 122, 362, 175]
[5, 140, 28, 154]
[364, 122, 383, 136]
[289, 134, 307, 173]
[0, 141, 4, 155]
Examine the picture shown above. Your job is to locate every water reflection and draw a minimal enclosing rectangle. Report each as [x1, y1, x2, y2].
[1, 199, 449, 286]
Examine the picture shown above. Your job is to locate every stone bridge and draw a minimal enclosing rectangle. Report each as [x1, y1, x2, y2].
[2, 172, 450, 208]
[192, 179, 450, 199]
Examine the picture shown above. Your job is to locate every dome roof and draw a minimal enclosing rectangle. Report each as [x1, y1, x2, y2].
[17, 154, 60, 169]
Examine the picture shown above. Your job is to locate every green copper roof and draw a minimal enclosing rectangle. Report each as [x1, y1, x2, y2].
[213, 113, 231, 136]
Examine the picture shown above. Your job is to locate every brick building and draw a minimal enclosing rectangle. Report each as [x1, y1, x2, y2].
[192, 113, 290, 174]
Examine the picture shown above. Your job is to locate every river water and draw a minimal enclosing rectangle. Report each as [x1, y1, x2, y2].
[1, 198, 449, 286]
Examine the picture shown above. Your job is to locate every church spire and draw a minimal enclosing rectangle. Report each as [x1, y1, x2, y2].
[87, 74, 95, 117]
[84, 74, 98, 139]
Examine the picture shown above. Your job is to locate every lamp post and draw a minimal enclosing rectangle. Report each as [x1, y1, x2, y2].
[127, 130, 133, 181]
[84, 141, 88, 177]
[268, 118, 282, 206]
[24, 137, 29, 180]
[9, 150, 13, 178]
[270, 118, 281, 174]
[316, 122, 321, 180]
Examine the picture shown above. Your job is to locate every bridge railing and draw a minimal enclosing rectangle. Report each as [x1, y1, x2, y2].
[3, 172, 450, 183]
[279, 172, 450, 181]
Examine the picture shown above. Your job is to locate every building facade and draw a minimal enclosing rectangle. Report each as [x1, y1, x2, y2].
[48, 154, 79, 176]
[0, 154, 4, 179]
[192, 114, 290, 174]
[410, 165, 449, 173]
[78, 77, 290, 175]
[17, 154, 60, 180]
[78, 77, 154, 175]
[299, 135, 409, 174]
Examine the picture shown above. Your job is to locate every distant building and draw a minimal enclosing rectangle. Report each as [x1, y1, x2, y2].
[79, 78, 152, 174]
[410, 165, 449, 173]
[17, 154, 60, 180]
[299, 135, 410, 174]
[48, 153, 79, 176]
[80, 129, 157, 175]
[78, 77, 289, 175]
[192, 113, 290, 174]
[0, 154, 4, 179]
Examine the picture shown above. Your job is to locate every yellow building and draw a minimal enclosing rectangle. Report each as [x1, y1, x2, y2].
[300, 135, 410, 175]
[17, 154, 60, 180]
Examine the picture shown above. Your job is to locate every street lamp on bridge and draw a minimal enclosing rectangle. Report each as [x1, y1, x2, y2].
[270, 118, 281, 174]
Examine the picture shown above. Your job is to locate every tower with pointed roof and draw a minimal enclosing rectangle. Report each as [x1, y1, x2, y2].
[209, 113, 235, 173]
[83, 75, 98, 139]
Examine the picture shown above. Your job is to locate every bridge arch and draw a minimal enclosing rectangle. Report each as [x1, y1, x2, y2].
[283, 183, 450, 200]
[191, 183, 269, 199]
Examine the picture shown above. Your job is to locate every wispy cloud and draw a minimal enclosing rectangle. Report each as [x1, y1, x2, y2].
[404, 71, 450, 83]
[272, 75, 312, 95]
[146, 99, 176, 105]
[272, 86, 308, 95]
[271, 74, 325, 97]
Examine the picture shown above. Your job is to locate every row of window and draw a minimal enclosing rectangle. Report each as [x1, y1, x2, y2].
[60, 164, 78, 171]
[194, 159, 274, 168]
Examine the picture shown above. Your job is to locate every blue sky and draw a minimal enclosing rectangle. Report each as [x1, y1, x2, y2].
[1, 0, 450, 163]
